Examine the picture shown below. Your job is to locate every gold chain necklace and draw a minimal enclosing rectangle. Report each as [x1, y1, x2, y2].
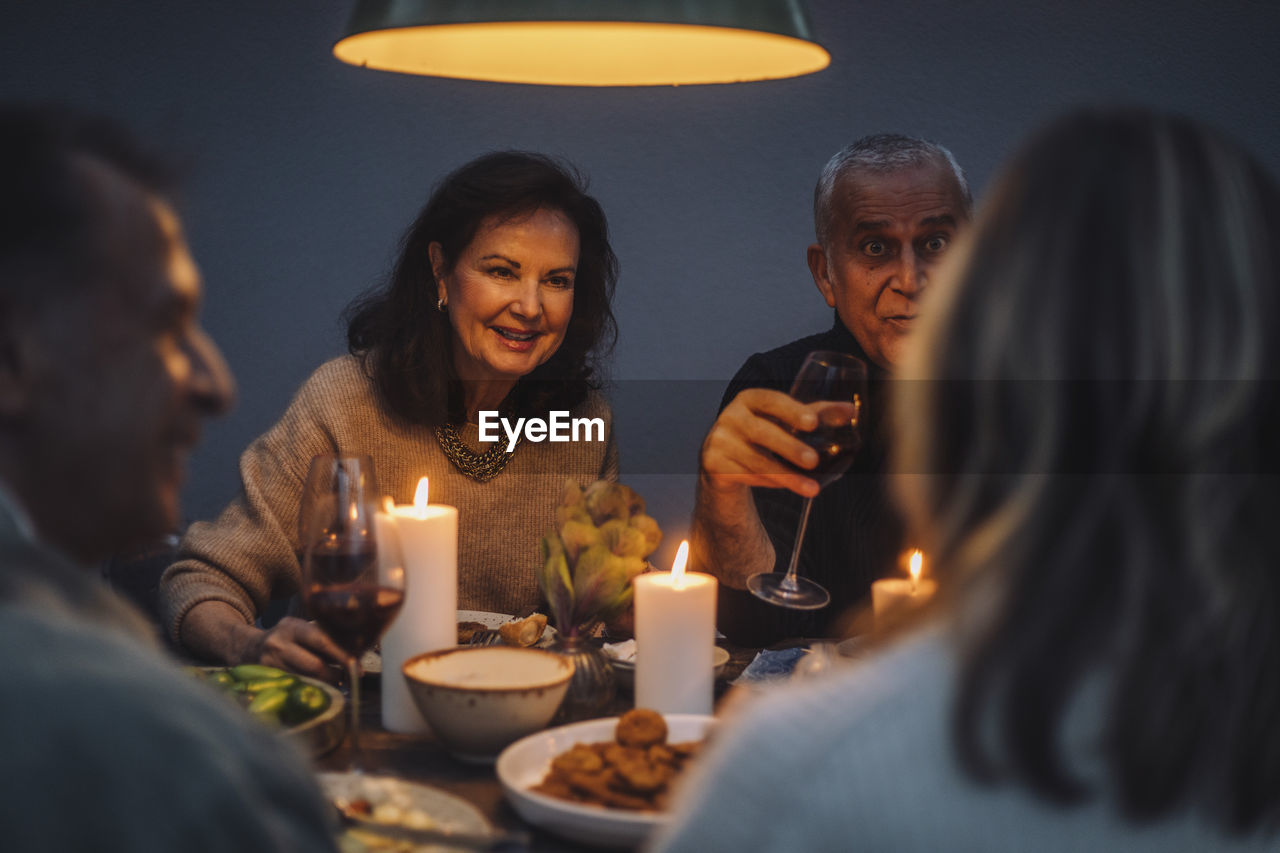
[434, 423, 518, 482]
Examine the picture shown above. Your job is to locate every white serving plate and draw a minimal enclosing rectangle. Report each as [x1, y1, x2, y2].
[495, 714, 716, 849]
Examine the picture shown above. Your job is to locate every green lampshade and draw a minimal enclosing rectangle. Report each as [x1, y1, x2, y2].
[333, 0, 830, 86]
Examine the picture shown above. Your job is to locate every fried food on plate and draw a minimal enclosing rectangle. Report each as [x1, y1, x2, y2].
[531, 709, 703, 812]
[499, 612, 548, 647]
[615, 707, 666, 749]
[456, 613, 547, 646]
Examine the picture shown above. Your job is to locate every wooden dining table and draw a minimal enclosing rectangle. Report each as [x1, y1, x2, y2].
[313, 641, 760, 852]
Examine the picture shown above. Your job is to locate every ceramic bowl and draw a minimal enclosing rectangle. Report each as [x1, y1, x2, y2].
[286, 678, 346, 756]
[402, 646, 573, 762]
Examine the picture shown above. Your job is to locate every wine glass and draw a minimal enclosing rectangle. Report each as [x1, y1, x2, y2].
[747, 351, 867, 609]
[299, 454, 404, 770]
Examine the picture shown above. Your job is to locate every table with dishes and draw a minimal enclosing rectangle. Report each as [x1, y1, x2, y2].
[306, 627, 757, 852]
[278, 458, 927, 850]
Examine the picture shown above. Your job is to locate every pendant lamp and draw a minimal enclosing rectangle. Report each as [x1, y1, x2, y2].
[333, 1, 830, 86]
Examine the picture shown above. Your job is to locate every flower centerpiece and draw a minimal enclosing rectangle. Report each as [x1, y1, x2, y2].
[538, 479, 662, 639]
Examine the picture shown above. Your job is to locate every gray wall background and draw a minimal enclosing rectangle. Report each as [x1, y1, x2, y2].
[4, 1, 1278, 572]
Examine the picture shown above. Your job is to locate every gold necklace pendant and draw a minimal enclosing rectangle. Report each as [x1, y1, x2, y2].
[434, 423, 517, 482]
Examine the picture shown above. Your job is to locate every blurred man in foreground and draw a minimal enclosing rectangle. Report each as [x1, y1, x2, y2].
[692, 134, 972, 645]
[0, 103, 337, 852]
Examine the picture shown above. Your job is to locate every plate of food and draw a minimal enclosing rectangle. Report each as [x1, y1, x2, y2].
[359, 611, 555, 674]
[191, 665, 345, 755]
[320, 772, 492, 853]
[496, 709, 716, 849]
[455, 610, 556, 647]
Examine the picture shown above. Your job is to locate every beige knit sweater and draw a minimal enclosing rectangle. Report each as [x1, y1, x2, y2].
[160, 355, 617, 644]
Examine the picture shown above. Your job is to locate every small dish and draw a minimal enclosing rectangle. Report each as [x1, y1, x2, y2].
[198, 667, 344, 756]
[287, 678, 346, 756]
[318, 772, 491, 852]
[496, 713, 717, 848]
[605, 645, 730, 690]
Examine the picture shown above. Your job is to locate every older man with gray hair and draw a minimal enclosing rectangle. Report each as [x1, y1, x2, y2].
[691, 134, 972, 646]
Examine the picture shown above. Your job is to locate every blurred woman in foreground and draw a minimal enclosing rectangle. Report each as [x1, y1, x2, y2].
[654, 109, 1280, 851]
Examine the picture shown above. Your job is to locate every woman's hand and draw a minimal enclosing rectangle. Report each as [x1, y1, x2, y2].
[180, 600, 350, 683]
[236, 616, 351, 683]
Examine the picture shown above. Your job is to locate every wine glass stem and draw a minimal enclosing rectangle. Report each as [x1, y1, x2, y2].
[346, 657, 363, 771]
[781, 497, 816, 591]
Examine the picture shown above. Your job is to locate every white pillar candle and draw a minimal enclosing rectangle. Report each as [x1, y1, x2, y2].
[377, 477, 458, 733]
[634, 541, 718, 715]
[871, 549, 936, 626]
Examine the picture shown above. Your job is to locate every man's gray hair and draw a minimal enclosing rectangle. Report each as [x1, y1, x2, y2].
[814, 133, 972, 247]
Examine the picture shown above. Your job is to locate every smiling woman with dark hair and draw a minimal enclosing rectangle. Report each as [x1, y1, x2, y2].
[655, 108, 1280, 852]
[347, 150, 617, 429]
[161, 151, 620, 678]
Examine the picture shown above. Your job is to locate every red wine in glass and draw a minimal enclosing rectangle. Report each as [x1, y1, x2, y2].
[305, 582, 405, 658]
[298, 454, 402, 770]
[796, 422, 861, 488]
[748, 351, 868, 610]
[305, 540, 378, 585]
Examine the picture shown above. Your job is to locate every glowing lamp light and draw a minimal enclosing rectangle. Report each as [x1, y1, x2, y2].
[909, 549, 923, 592]
[333, 0, 830, 87]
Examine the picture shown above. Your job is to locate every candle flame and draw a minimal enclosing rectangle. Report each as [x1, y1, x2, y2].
[909, 549, 923, 593]
[413, 476, 429, 519]
[671, 540, 690, 588]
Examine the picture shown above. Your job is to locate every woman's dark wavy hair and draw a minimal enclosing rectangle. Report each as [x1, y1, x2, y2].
[894, 108, 1280, 832]
[346, 151, 617, 427]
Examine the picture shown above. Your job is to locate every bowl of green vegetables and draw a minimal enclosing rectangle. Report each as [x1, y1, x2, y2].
[190, 664, 345, 756]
